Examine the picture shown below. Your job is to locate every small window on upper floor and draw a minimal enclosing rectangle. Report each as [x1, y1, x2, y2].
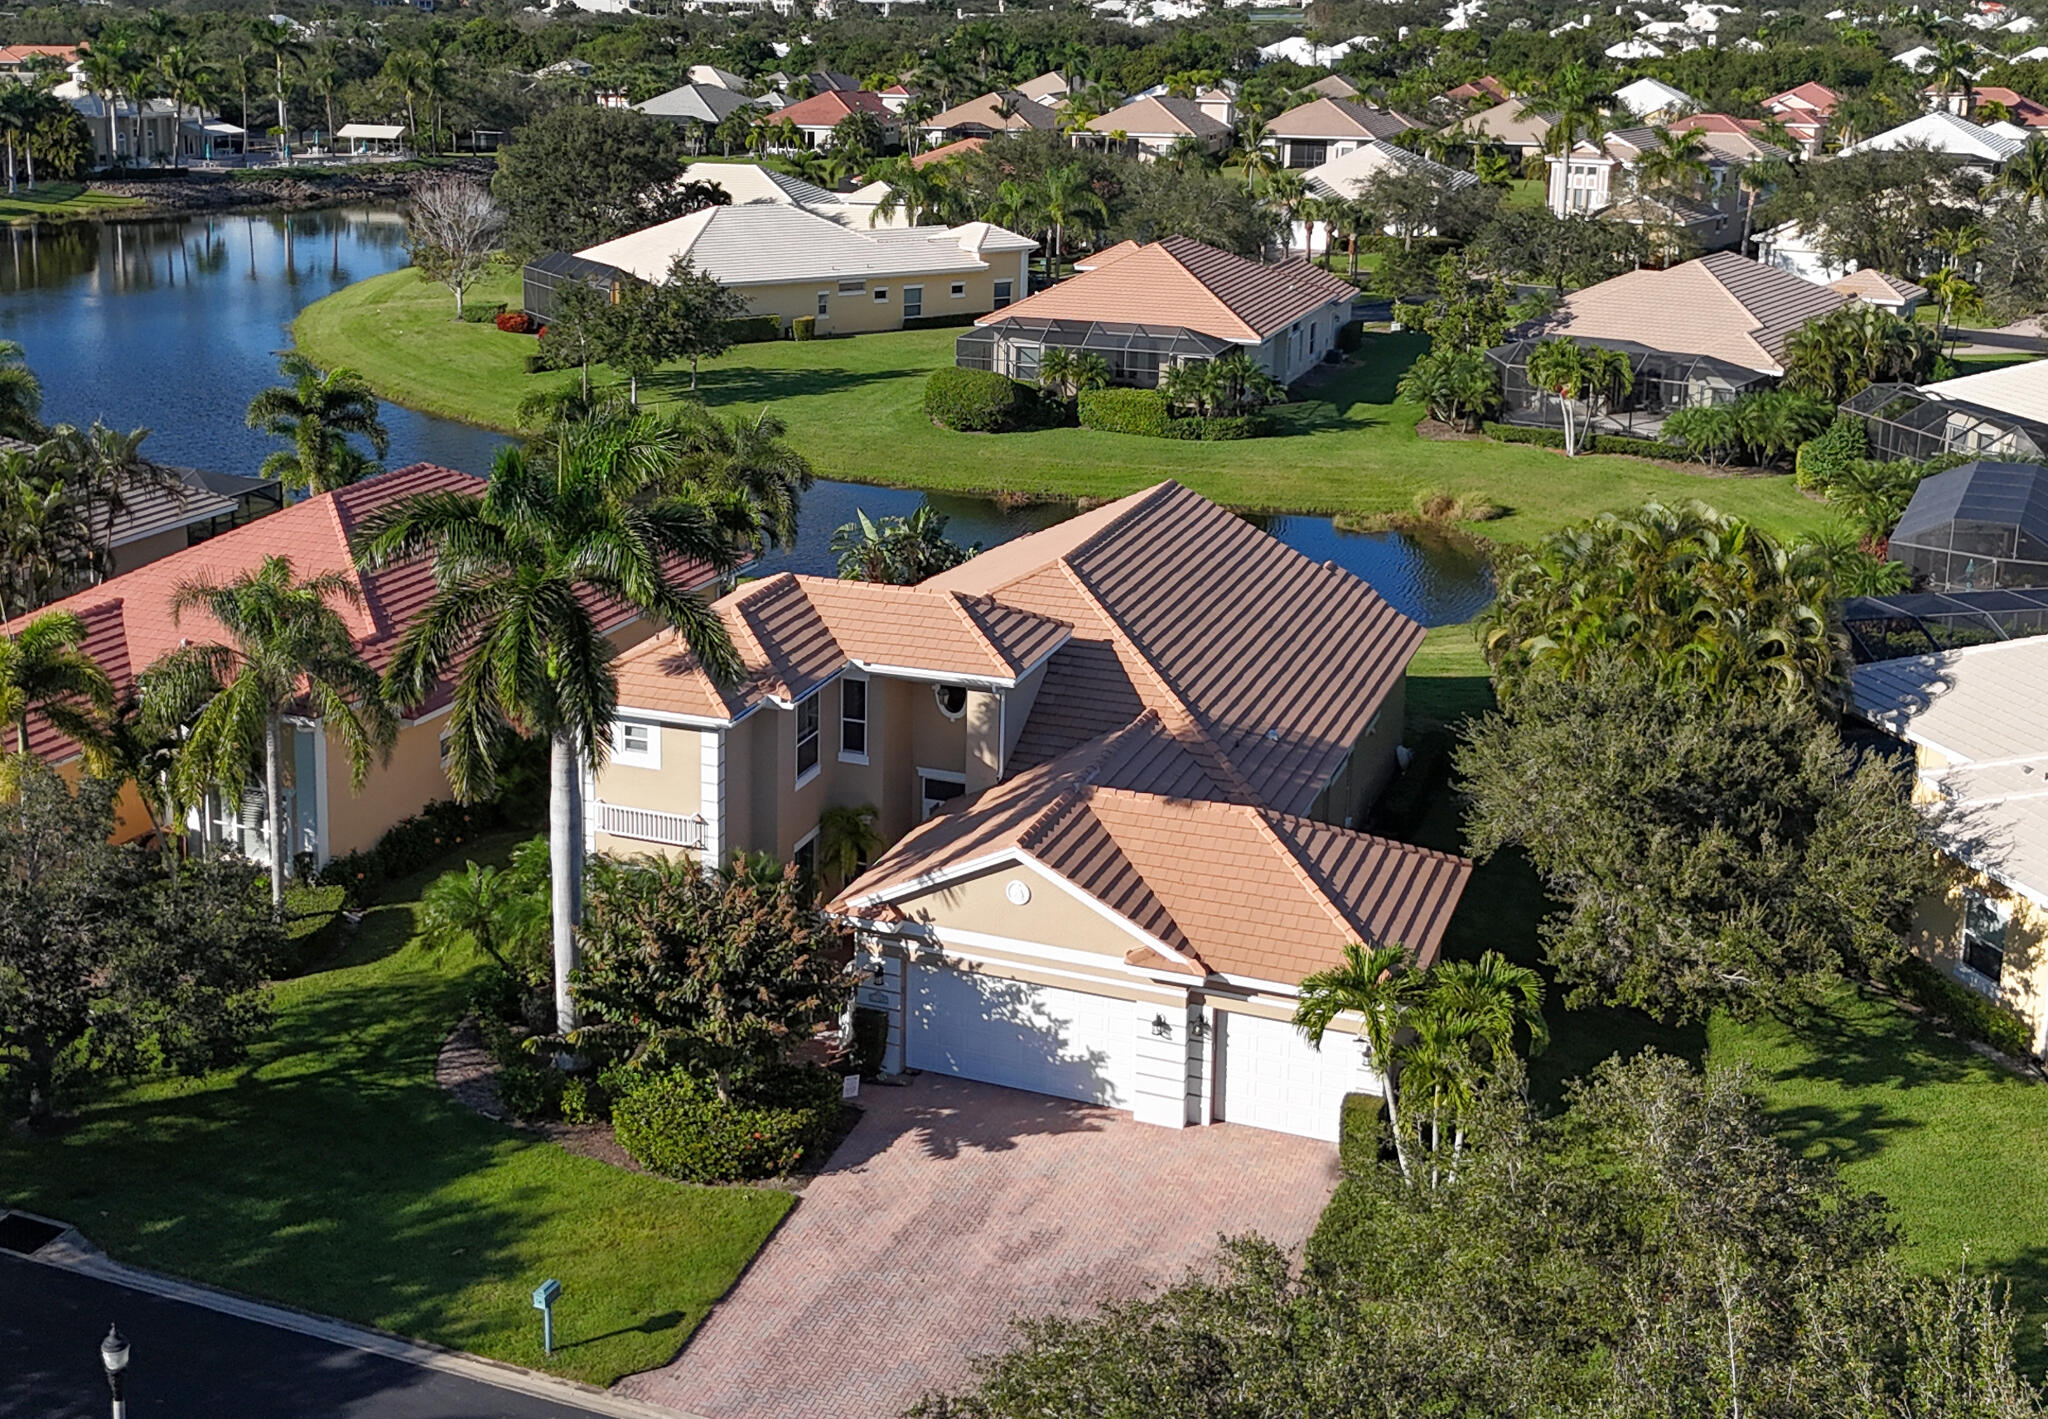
[934, 684, 967, 720]
[611, 720, 659, 769]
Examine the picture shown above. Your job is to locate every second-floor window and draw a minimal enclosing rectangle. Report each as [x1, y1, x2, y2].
[611, 720, 659, 768]
[795, 692, 821, 784]
[841, 676, 868, 761]
[993, 279, 1013, 309]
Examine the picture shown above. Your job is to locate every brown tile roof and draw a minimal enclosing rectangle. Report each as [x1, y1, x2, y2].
[976, 235, 1356, 343]
[1083, 94, 1230, 139]
[1266, 97, 1418, 141]
[1306, 74, 1360, 100]
[1445, 76, 1510, 104]
[611, 572, 1073, 721]
[1766, 81, 1839, 115]
[923, 91, 1058, 132]
[837, 713, 1471, 982]
[910, 136, 986, 168]
[1521, 251, 1847, 375]
[1830, 268, 1929, 305]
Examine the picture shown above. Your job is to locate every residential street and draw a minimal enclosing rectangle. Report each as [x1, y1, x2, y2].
[0, 1253, 633, 1419]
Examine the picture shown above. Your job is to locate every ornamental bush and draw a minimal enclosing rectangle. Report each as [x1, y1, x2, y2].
[494, 311, 532, 333]
[611, 1063, 843, 1182]
[791, 315, 817, 341]
[726, 314, 782, 344]
[1888, 953, 2036, 1059]
[1587, 434, 1691, 460]
[316, 797, 509, 902]
[1795, 414, 1868, 492]
[924, 366, 1041, 432]
[1482, 420, 1566, 448]
[1077, 388, 1170, 437]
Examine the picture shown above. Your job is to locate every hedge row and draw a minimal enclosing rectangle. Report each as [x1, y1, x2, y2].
[902, 311, 985, 331]
[315, 797, 509, 902]
[1483, 421, 1564, 447]
[1167, 415, 1264, 441]
[611, 1064, 843, 1182]
[1889, 954, 2036, 1060]
[923, 367, 1052, 432]
[1479, 423, 1688, 460]
[726, 314, 783, 344]
[1077, 387, 1170, 437]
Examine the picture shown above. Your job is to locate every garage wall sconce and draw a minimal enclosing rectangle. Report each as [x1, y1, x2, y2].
[1151, 1013, 1174, 1039]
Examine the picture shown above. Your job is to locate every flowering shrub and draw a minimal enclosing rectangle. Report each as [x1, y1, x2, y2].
[495, 311, 534, 334]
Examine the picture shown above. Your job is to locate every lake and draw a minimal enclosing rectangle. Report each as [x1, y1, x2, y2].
[0, 207, 1493, 626]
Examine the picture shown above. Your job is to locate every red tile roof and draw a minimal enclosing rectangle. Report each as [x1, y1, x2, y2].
[910, 136, 986, 168]
[775, 89, 897, 128]
[1766, 81, 1840, 114]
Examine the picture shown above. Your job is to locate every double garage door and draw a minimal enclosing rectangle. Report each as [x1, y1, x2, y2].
[906, 962, 1370, 1140]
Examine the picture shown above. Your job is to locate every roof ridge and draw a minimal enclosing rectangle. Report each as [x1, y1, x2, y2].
[319, 491, 389, 643]
[1245, 805, 1379, 947]
[944, 589, 1018, 676]
[1051, 482, 1183, 572]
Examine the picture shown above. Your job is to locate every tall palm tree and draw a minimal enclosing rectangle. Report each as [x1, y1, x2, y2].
[43, 420, 172, 583]
[155, 46, 214, 171]
[1037, 163, 1107, 275]
[244, 353, 389, 494]
[0, 452, 91, 618]
[1636, 126, 1711, 205]
[349, 443, 755, 1031]
[410, 33, 458, 156]
[221, 52, 258, 139]
[154, 558, 396, 908]
[1295, 941, 1419, 1180]
[1237, 114, 1275, 190]
[304, 43, 342, 148]
[1265, 168, 1310, 257]
[247, 18, 307, 146]
[1996, 138, 2048, 216]
[0, 609, 115, 763]
[1524, 62, 1607, 156]
[1928, 35, 1978, 113]
[1524, 338, 1633, 455]
[1429, 950, 1547, 1064]
[79, 45, 135, 171]
[0, 341, 44, 439]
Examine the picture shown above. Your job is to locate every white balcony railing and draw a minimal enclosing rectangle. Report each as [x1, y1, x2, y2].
[595, 800, 706, 849]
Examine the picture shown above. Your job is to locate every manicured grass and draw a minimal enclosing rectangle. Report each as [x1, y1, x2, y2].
[0, 833, 792, 1387]
[1401, 633, 2048, 1357]
[296, 268, 1839, 543]
[0, 181, 143, 223]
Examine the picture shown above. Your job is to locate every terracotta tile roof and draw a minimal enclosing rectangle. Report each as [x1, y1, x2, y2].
[1445, 76, 1510, 103]
[1083, 94, 1230, 139]
[1306, 74, 1360, 100]
[774, 89, 897, 128]
[1521, 251, 1847, 375]
[977, 235, 1355, 343]
[612, 572, 1073, 721]
[1766, 81, 1840, 115]
[837, 713, 1472, 982]
[910, 136, 986, 168]
[923, 91, 1058, 132]
[1075, 239, 1141, 271]
[1265, 97, 1418, 142]
[0, 44, 80, 65]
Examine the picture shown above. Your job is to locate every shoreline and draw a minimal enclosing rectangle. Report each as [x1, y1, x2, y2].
[10, 157, 493, 227]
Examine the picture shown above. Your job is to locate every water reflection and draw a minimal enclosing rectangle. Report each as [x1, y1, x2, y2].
[0, 206, 1490, 625]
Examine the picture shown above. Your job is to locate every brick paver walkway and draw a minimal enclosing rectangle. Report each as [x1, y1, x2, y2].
[615, 1075, 1340, 1419]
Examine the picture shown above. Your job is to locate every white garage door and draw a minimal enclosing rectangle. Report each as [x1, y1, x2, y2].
[1216, 1009, 1371, 1142]
[907, 963, 1136, 1107]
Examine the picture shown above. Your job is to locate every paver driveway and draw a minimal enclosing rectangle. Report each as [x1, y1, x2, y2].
[616, 1075, 1341, 1419]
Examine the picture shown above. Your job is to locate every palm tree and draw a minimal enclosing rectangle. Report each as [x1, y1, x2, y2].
[349, 443, 755, 1031]
[816, 802, 883, 898]
[220, 52, 257, 139]
[155, 46, 214, 171]
[1524, 62, 1606, 156]
[1636, 126, 1711, 205]
[1266, 169, 1309, 257]
[304, 43, 342, 148]
[380, 47, 428, 150]
[0, 341, 44, 439]
[1523, 338, 1633, 455]
[1036, 164, 1107, 276]
[43, 420, 173, 583]
[420, 859, 548, 980]
[411, 34, 458, 156]
[1996, 138, 2048, 216]
[244, 353, 389, 494]
[1295, 942, 1420, 1180]
[1429, 950, 1547, 1065]
[1923, 267, 1979, 341]
[153, 557, 397, 907]
[247, 18, 307, 147]
[669, 405, 816, 551]
[1394, 993, 1479, 1182]
[831, 504, 975, 584]
[1928, 35, 1978, 113]
[79, 46, 135, 172]
[0, 609, 115, 763]
[1238, 114, 1275, 190]
[0, 452, 90, 617]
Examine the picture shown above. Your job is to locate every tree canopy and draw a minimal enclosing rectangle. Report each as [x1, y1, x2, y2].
[493, 106, 731, 261]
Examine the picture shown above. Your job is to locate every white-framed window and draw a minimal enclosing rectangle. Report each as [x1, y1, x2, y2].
[873, 287, 889, 303]
[933, 683, 967, 720]
[950, 281, 966, 298]
[840, 674, 869, 763]
[611, 719, 659, 769]
[795, 690, 821, 786]
[920, 769, 967, 820]
[904, 285, 923, 319]
[792, 827, 819, 894]
[837, 279, 865, 294]
[816, 290, 830, 316]
[1962, 890, 2011, 985]
[993, 279, 1013, 308]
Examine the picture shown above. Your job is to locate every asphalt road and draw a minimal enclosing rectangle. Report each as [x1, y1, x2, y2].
[0, 1253, 631, 1419]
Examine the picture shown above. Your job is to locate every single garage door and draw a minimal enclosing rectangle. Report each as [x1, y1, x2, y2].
[1216, 1009, 1370, 1142]
[907, 963, 1136, 1107]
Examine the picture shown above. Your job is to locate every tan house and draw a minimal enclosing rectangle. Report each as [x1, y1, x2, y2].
[570, 204, 1036, 336]
[1264, 97, 1419, 167]
[1080, 95, 1232, 160]
[589, 482, 1472, 1140]
[919, 90, 1059, 145]
[1442, 96, 1553, 161]
[26, 463, 708, 862]
[1851, 639, 2048, 1055]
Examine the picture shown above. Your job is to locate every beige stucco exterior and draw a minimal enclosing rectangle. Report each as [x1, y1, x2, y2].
[1309, 676, 1405, 828]
[325, 718, 452, 859]
[892, 861, 1150, 959]
[735, 256, 1030, 337]
[1911, 859, 2048, 1054]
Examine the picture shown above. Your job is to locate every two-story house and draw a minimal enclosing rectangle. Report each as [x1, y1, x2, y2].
[589, 482, 1473, 1142]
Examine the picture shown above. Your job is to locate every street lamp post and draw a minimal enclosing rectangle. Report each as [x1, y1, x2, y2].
[100, 1325, 129, 1419]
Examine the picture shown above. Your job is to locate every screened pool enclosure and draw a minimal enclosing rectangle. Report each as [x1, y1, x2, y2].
[1841, 383, 2048, 465]
[1841, 588, 2048, 662]
[1486, 337, 1774, 436]
[955, 318, 1236, 388]
[1889, 460, 2048, 592]
[520, 252, 625, 324]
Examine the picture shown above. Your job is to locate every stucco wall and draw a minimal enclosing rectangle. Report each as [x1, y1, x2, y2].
[111, 526, 194, 577]
[736, 259, 1026, 337]
[893, 861, 1147, 958]
[591, 720, 705, 861]
[1309, 675, 1407, 828]
[325, 719, 451, 859]
[1912, 856, 2048, 1054]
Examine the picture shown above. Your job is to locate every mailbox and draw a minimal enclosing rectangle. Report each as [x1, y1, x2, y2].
[533, 1278, 562, 1355]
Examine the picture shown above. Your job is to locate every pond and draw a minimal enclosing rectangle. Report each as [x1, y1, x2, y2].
[0, 207, 1492, 626]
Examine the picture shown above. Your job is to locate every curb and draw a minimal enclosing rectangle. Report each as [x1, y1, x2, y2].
[7, 1210, 710, 1419]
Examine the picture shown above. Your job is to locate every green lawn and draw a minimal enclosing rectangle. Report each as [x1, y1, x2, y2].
[297, 268, 1839, 543]
[0, 181, 143, 223]
[1404, 630, 2048, 1357]
[0, 834, 791, 1387]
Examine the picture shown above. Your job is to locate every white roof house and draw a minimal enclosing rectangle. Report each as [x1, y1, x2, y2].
[1841, 110, 2027, 163]
[681, 161, 840, 208]
[1613, 76, 1694, 118]
[1302, 140, 1477, 200]
[1605, 38, 1667, 58]
[576, 203, 1034, 286]
[687, 63, 750, 89]
[1894, 44, 1939, 71]
[1921, 358, 2048, 427]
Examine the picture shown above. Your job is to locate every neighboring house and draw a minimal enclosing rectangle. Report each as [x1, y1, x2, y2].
[540, 204, 1035, 335]
[1442, 96, 1552, 160]
[686, 62, 751, 90]
[1441, 74, 1510, 108]
[680, 160, 840, 210]
[1849, 639, 2048, 1054]
[1841, 110, 2026, 165]
[1605, 38, 1667, 60]
[1828, 268, 1928, 315]
[1924, 83, 2048, 125]
[877, 82, 919, 114]
[1015, 70, 1071, 106]
[1888, 459, 2048, 591]
[634, 83, 758, 127]
[0, 43, 81, 76]
[55, 81, 179, 166]
[25, 463, 711, 862]
[958, 234, 1356, 388]
[1754, 219, 1850, 283]
[1667, 112, 1790, 162]
[1080, 95, 1232, 160]
[919, 91, 1060, 144]
[589, 481, 1472, 1140]
[1841, 361, 2048, 466]
[1491, 251, 1846, 433]
[1544, 125, 1756, 247]
[1295, 141, 1476, 253]
[1304, 73, 1362, 101]
[1612, 76, 1695, 121]
[1764, 80, 1839, 154]
[770, 89, 901, 149]
[1263, 97, 1418, 167]
[1893, 44, 1941, 71]
[911, 135, 987, 168]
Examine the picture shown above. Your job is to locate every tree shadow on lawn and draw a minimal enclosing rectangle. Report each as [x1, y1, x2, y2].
[649, 360, 927, 409]
[1264, 399, 1383, 437]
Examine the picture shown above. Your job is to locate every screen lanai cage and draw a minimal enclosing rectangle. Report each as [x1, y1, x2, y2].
[520, 252, 625, 324]
[955, 318, 1236, 388]
[1487, 337, 1774, 437]
[1840, 588, 2048, 663]
[1842, 383, 2048, 465]
[1889, 460, 2048, 592]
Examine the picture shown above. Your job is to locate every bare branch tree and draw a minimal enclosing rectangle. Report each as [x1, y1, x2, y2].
[404, 176, 506, 320]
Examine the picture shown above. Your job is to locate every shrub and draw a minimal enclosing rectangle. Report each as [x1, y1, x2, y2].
[1587, 434, 1692, 460]
[901, 311, 985, 331]
[1482, 421, 1566, 448]
[495, 1059, 566, 1120]
[924, 366, 1042, 432]
[523, 353, 547, 374]
[560, 1075, 611, 1124]
[1337, 1092, 1385, 1175]
[1411, 489, 1505, 524]
[463, 303, 508, 325]
[611, 1064, 842, 1182]
[1888, 954, 2036, 1059]
[726, 314, 782, 344]
[1077, 387, 1170, 437]
[494, 310, 531, 333]
[316, 798, 507, 903]
[1796, 414, 1868, 492]
[851, 1006, 890, 1079]
[1199, 415, 1263, 441]
[791, 314, 817, 341]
